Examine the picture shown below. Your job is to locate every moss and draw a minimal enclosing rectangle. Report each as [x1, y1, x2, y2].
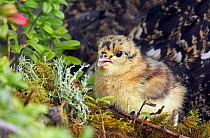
[13, 79, 51, 106]
[88, 113, 134, 137]
[33, 62, 56, 92]
[13, 61, 55, 105]
[176, 110, 210, 137]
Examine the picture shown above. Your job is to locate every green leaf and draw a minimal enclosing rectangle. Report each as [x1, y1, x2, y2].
[43, 51, 55, 61]
[76, 71, 84, 79]
[53, 38, 60, 45]
[52, 0, 68, 5]
[52, 9, 65, 19]
[9, 73, 28, 88]
[51, 34, 61, 39]
[18, 5, 32, 13]
[58, 0, 68, 6]
[43, 2, 52, 13]
[0, 24, 8, 39]
[87, 73, 94, 82]
[24, 32, 34, 39]
[22, 47, 38, 62]
[64, 56, 81, 65]
[27, 12, 37, 20]
[36, 19, 43, 25]
[140, 112, 151, 118]
[55, 27, 68, 35]
[8, 30, 17, 39]
[11, 43, 22, 53]
[52, 3, 60, 10]
[49, 18, 63, 26]
[10, 23, 17, 31]
[0, 56, 10, 72]
[32, 43, 45, 54]
[99, 99, 111, 104]
[25, 0, 40, 9]
[55, 40, 80, 49]
[85, 102, 98, 108]
[42, 21, 51, 26]
[26, 39, 45, 54]
[61, 33, 72, 40]
[26, 38, 39, 44]
[85, 96, 95, 102]
[43, 46, 52, 51]
[43, 25, 54, 34]
[30, 55, 38, 63]
[100, 96, 115, 101]
[1, 3, 18, 15]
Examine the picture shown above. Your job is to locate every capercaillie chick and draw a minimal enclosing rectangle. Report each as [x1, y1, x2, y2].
[94, 35, 186, 117]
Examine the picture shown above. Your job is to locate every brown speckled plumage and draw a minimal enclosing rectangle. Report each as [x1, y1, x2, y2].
[94, 35, 186, 116]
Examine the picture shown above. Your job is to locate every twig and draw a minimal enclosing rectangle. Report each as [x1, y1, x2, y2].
[110, 105, 189, 138]
[99, 107, 106, 138]
[136, 117, 148, 132]
[150, 105, 165, 115]
[131, 100, 146, 128]
[136, 105, 164, 133]
[60, 100, 67, 108]
[28, 11, 43, 34]
[7, 33, 11, 61]
[137, 100, 146, 116]
[24, 89, 35, 106]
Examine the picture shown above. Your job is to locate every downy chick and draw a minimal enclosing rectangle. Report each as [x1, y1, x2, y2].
[94, 35, 186, 117]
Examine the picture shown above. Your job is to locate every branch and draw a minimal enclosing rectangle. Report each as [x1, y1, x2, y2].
[110, 105, 189, 138]
[24, 89, 35, 106]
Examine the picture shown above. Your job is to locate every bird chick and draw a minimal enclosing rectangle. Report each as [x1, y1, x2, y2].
[94, 35, 186, 117]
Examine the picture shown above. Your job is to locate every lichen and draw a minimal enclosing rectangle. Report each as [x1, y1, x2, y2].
[14, 56, 91, 122]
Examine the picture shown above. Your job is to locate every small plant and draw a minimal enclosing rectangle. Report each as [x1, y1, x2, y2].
[0, 56, 28, 108]
[0, 1, 81, 66]
[51, 57, 91, 121]
[86, 96, 115, 137]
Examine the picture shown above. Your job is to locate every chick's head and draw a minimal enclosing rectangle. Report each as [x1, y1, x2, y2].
[96, 35, 142, 76]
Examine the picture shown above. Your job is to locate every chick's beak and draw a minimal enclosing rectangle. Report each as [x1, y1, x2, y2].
[97, 57, 112, 66]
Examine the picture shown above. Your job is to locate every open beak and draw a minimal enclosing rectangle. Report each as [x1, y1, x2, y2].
[97, 57, 112, 66]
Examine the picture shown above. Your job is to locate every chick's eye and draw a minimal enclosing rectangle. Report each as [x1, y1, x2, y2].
[101, 52, 106, 55]
[116, 51, 123, 57]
